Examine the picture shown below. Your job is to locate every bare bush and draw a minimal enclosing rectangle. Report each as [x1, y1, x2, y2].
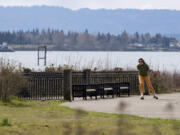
[150, 71, 175, 93]
[45, 64, 75, 72]
[0, 58, 27, 102]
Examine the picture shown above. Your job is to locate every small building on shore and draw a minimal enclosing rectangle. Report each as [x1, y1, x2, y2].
[0, 42, 14, 52]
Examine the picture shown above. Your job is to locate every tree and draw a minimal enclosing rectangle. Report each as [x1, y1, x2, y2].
[52, 30, 65, 47]
[120, 31, 129, 46]
[134, 32, 140, 43]
[162, 37, 170, 48]
[0, 29, 178, 51]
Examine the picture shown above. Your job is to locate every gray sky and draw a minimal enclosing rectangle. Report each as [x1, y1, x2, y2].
[0, 0, 179, 10]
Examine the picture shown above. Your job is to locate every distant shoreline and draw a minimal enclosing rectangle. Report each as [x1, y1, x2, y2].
[5, 50, 180, 52]
[7, 45, 180, 52]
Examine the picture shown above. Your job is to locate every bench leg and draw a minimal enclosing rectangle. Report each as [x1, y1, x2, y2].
[112, 91, 114, 98]
[100, 91, 103, 99]
[102, 90, 105, 99]
[128, 89, 130, 97]
[96, 91, 98, 100]
[72, 92, 74, 100]
[84, 92, 87, 100]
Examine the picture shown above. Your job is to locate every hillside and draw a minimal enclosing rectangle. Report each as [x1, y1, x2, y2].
[0, 6, 180, 36]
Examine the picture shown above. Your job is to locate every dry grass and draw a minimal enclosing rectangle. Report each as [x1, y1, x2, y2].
[0, 99, 180, 135]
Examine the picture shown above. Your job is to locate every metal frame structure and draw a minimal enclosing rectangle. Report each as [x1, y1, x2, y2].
[37, 46, 47, 66]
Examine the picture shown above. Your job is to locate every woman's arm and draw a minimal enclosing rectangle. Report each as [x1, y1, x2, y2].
[137, 65, 140, 70]
[146, 64, 153, 73]
[146, 64, 149, 71]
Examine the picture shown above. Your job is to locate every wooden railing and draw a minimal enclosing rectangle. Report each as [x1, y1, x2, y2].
[18, 70, 139, 100]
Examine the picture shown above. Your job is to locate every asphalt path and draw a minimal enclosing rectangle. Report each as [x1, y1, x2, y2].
[62, 93, 180, 120]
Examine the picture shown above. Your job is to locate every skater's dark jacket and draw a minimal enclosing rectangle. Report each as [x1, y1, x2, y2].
[137, 63, 149, 76]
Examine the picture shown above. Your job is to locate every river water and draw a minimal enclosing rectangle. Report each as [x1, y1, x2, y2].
[0, 51, 179, 72]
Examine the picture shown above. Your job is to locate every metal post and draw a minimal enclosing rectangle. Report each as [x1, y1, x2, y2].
[83, 69, 91, 84]
[37, 48, 40, 66]
[44, 46, 47, 66]
[37, 46, 47, 66]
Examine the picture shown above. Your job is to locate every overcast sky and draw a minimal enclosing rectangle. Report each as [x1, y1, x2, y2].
[0, 0, 179, 10]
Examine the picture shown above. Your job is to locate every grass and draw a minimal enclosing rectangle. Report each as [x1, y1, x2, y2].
[0, 99, 180, 135]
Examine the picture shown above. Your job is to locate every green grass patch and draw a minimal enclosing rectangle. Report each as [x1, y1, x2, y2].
[0, 99, 180, 135]
[0, 118, 11, 127]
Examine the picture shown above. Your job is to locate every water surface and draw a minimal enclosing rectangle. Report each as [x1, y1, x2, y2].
[0, 51, 179, 72]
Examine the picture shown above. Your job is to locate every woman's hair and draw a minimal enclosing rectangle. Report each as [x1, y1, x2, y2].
[138, 58, 146, 64]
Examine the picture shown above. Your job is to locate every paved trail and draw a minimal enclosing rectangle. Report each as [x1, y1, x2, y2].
[62, 93, 180, 120]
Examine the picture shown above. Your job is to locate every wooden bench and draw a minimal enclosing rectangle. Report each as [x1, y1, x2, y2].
[85, 84, 101, 100]
[102, 83, 116, 98]
[114, 82, 130, 97]
[72, 84, 102, 100]
[72, 84, 86, 100]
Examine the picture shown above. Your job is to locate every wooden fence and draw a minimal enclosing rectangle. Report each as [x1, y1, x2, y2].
[19, 72, 64, 100]
[18, 70, 139, 100]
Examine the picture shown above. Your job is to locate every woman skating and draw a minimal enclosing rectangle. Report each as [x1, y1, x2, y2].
[137, 58, 158, 100]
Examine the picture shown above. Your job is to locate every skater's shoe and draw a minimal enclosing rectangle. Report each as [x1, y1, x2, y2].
[140, 93, 144, 100]
[153, 94, 158, 99]
[140, 96, 144, 100]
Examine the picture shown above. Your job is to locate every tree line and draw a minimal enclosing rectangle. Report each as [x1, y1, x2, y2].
[0, 29, 178, 51]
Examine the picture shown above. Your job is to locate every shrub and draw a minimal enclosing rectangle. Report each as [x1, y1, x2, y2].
[114, 67, 123, 72]
[45, 64, 74, 72]
[172, 72, 180, 89]
[150, 71, 174, 93]
[0, 118, 11, 126]
[93, 67, 98, 71]
[23, 67, 32, 73]
[45, 64, 57, 72]
[0, 58, 27, 102]
[56, 65, 64, 72]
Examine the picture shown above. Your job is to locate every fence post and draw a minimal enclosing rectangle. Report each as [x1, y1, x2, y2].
[83, 69, 91, 84]
[64, 69, 72, 101]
